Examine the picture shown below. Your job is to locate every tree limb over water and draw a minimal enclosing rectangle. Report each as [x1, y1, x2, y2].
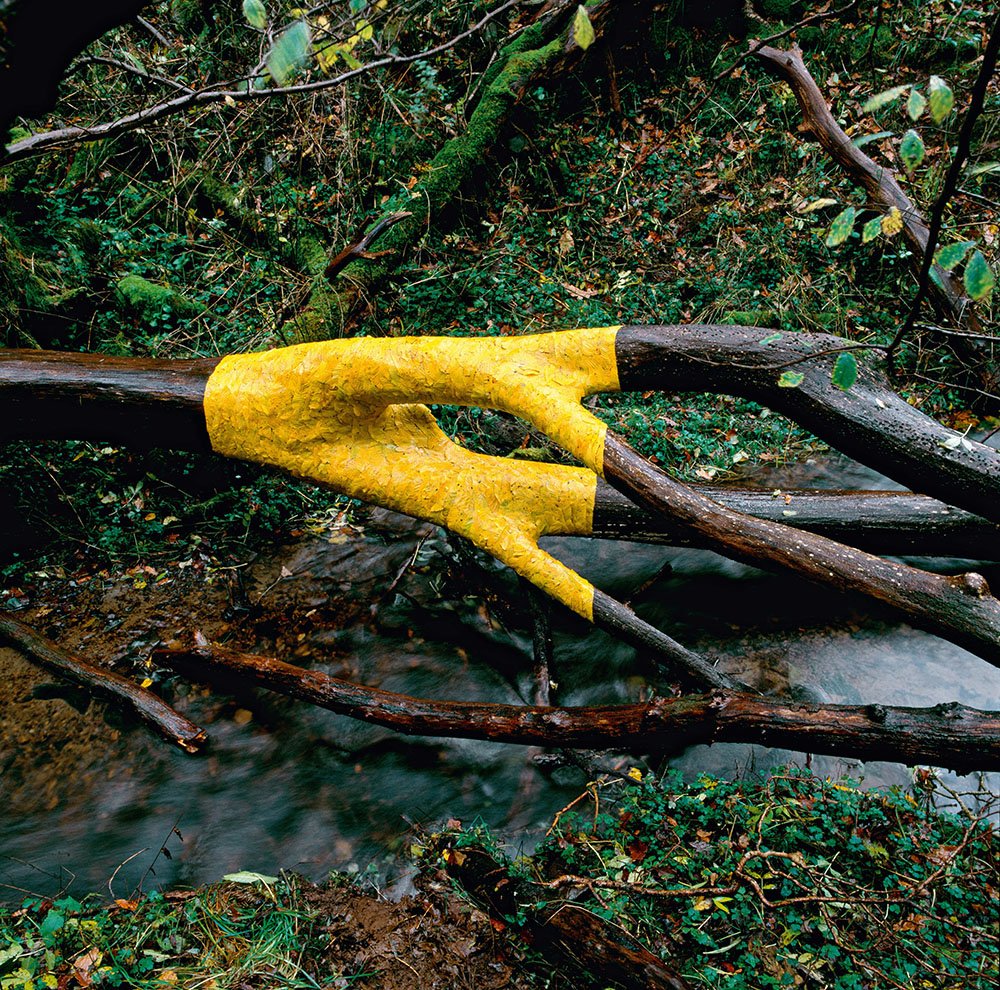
[155, 644, 1000, 774]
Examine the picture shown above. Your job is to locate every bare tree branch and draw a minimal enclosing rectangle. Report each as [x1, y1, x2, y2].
[156, 644, 1000, 772]
[3, 0, 525, 164]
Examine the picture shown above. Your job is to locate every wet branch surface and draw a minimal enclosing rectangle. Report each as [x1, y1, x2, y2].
[0, 613, 206, 753]
[154, 645, 1000, 772]
[591, 482, 1000, 558]
[609, 326, 1000, 669]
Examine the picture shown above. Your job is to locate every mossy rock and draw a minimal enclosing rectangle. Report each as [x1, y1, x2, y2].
[114, 275, 203, 323]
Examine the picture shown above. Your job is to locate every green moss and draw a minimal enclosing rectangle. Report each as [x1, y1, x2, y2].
[115, 274, 203, 322]
[285, 18, 565, 343]
[724, 309, 779, 328]
[292, 235, 330, 276]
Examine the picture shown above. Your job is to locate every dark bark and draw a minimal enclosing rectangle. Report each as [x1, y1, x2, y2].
[439, 843, 692, 990]
[603, 434, 1000, 670]
[591, 591, 737, 690]
[154, 645, 1000, 772]
[614, 325, 999, 521]
[592, 482, 1000, 559]
[1, 613, 206, 753]
[0, 350, 218, 449]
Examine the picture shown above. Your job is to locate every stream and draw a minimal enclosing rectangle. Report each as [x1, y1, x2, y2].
[2, 454, 999, 902]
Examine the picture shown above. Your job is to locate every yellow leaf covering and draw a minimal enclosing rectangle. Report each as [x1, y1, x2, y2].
[203, 328, 622, 619]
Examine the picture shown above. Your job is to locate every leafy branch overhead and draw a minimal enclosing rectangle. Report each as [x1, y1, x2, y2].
[822, 71, 995, 303]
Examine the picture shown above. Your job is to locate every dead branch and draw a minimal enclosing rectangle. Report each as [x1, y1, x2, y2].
[155, 644, 1000, 772]
[592, 483, 1000, 559]
[614, 326, 999, 524]
[1, 613, 206, 753]
[2, 0, 525, 164]
[4, 327, 1000, 677]
[754, 45, 980, 338]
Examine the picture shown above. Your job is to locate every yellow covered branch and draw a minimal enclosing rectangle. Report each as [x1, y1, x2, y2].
[203, 328, 622, 619]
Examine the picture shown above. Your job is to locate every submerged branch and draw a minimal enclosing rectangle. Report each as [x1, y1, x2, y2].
[1, 613, 206, 753]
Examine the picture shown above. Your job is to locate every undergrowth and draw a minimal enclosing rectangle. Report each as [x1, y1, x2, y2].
[442, 767, 1000, 989]
[3, 769, 994, 990]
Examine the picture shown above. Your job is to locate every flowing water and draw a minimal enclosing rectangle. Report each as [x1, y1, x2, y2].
[2, 455, 998, 902]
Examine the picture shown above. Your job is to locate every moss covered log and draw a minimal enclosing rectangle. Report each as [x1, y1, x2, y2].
[284, 0, 632, 342]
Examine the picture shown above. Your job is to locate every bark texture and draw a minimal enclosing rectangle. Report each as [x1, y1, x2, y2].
[155, 645, 1000, 772]
[591, 482, 1000, 559]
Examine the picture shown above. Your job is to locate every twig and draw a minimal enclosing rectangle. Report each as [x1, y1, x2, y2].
[887, 8, 1000, 364]
[71, 55, 195, 94]
[135, 15, 172, 48]
[4, 0, 525, 163]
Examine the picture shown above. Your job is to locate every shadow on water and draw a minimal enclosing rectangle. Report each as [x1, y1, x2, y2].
[2, 455, 998, 901]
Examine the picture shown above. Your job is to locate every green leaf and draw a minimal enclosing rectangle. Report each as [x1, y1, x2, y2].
[350, 0, 367, 11]
[38, 912, 65, 939]
[861, 215, 883, 243]
[964, 250, 995, 301]
[831, 352, 858, 391]
[267, 20, 312, 86]
[572, 5, 596, 50]
[906, 87, 926, 121]
[862, 85, 910, 112]
[778, 370, 804, 388]
[934, 240, 975, 271]
[760, 333, 783, 344]
[928, 75, 954, 124]
[825, 206, 857, 247]
[899, 129, 925, 171]
[242, 0, 267, 30]
[852, 130, 894, 149]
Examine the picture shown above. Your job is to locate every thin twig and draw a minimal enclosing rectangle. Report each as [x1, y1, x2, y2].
[887, 8, 1000, 364]
[5, 0, 524, 163]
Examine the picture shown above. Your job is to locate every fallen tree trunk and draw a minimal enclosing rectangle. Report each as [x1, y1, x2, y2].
[154, 644, 1000, 772]
[437, 841, 692, 990]
[1, 613, 206, 753]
